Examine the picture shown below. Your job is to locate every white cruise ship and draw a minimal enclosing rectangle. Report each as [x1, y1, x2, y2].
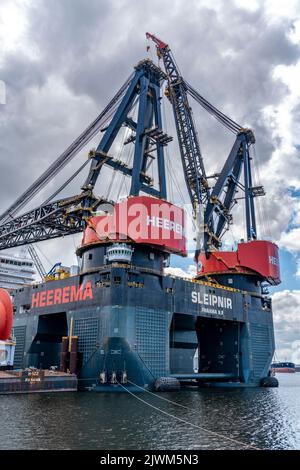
[0, 253, 36, 291]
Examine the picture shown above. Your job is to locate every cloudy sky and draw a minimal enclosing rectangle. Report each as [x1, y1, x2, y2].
[0, 0, 300, 362]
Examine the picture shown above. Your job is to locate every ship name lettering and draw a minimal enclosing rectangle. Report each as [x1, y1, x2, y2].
[46, 290, 54, 305]
[191, 291, 232, 309]
[31, 282, 93, 308]
[146, 215, 183, 235]
[269, 255, 278, 266]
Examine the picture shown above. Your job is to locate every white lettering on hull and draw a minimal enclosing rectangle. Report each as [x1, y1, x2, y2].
[191, 291, 233, 310]
[146, 215, 183, 235]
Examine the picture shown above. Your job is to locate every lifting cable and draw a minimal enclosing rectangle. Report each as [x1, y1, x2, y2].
[161, 96, 174, 202]
[162, 93, 186, 206]
[42, 159, 90, 206]
[105, 126, 128, 199]
[116, 142, 134, 201]
[118, 381, 261, 450]
[251, 144, 271, 239]
[106, 99, 137, 200]
[184, 81, 241, 134]
[0, 72, 134, 224]
[115, 103, 139, 201]
[34, 243, 53, 269]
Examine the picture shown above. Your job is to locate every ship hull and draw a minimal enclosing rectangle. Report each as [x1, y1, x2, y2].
[11, 263, 275, 391]
[271, 362, 295, 374]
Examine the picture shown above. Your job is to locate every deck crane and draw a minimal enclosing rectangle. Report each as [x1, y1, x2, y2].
[27, 245, 46, 280]
[0, 37, 281, 392]
[0, 73, 134, 225]
[146, 33, 210, 258]
[0, 71, 137, 249]
[27, 244, 67, 282]
[0, 36, 273, 286]
[0, 60, 170, 250]
[146, 33, 261, 255]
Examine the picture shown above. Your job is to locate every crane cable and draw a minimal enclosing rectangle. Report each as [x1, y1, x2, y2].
[184, 81, 242, 134]
[106, 95, 139, 199]
[116, 142, 134, 201]
[251, 144, 271, 239]
[34, 243, 53, 270]
[115, 100, 140, 201]
[149, 36, 241, 134]
[42, 159, 90, 206]
[146, 34, 240, 133]
[106, 126, 128, 199]
[0, 72, 134, 224]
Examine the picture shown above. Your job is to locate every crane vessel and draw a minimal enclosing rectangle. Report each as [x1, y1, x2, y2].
[0, 35, 280, 391]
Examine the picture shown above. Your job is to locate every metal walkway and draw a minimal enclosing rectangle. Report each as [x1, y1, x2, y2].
[171, 373, 236, 380]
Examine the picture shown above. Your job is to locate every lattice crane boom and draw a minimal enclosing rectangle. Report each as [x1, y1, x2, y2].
[0, 36, 260, 258]
[0, 60, 170, 251]
[0, 72, 134, 225]
[146, 33, 259, 253]
[27, 245, 46, 280]
[146, 32, 209, 214]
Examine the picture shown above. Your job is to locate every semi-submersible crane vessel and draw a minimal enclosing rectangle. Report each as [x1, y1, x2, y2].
[0, 34, 281, 391]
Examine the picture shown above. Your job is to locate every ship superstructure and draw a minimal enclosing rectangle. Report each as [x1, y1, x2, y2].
[0, 35, 280, 390]
[0, 253, 35, 291]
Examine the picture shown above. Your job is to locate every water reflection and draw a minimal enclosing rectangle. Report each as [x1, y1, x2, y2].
[0, 374, 299, 449]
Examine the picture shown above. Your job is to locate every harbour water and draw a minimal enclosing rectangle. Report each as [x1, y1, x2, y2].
[0, 374, 299, 450]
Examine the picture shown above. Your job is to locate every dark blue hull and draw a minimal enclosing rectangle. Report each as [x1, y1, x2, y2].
[11, 256, 274, 391]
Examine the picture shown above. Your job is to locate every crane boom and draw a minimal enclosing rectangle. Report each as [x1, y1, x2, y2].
[0, 60, 168, 251]
[0, 36, 260, 258]
[146, 33, 258, 253]
[0, 72, 134, 225]
[146, 32, 210, 214]
[27, 245, 46, 280]
[0, 193, 109, 251]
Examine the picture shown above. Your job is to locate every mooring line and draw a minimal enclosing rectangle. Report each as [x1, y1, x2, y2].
[128, 379, 240, 433]
[118, 382, 261, 450]
[127, 379, 194, 411]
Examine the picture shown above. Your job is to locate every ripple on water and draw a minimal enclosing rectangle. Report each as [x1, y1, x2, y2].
[0, 374, 299, 449]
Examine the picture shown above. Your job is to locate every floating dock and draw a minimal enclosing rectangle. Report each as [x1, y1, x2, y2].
[0, 369, 77, 394]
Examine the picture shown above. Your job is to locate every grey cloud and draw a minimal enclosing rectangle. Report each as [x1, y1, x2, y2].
[2, 53, 45, 92]
[272, 290, 300, 360]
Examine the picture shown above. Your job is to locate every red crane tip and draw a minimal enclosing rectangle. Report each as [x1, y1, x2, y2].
[145, 32, 168, 50]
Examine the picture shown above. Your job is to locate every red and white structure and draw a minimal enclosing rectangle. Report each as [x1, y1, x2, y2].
[81, 196, 187, 256]
[197, 240, 280, 285]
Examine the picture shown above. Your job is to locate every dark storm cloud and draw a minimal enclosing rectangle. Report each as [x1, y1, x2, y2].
[175, 4, 297, 165]
[24, 0, 299, 119]
[0, 0, 300, 252]
[27, 0, 139, 102]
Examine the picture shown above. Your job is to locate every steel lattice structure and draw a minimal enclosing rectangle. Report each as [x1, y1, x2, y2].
[0, 37, 262, 256]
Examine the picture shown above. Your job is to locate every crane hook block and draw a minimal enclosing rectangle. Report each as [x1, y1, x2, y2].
[0, 288, 13, 340]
